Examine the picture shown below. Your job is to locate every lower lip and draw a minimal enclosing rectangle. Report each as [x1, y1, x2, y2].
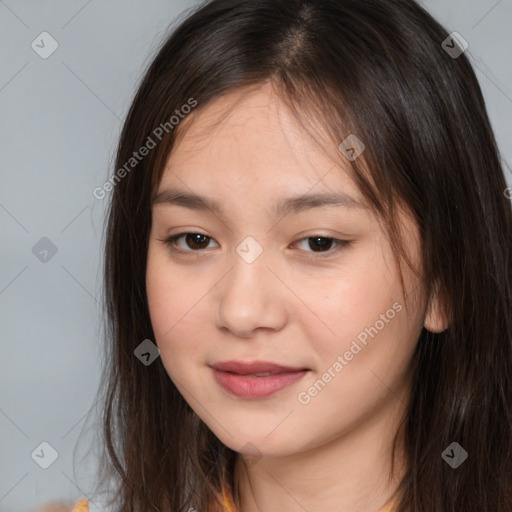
[212, 368, 309, 398]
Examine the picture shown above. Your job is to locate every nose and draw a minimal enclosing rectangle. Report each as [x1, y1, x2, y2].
[215, 249, 288, 338]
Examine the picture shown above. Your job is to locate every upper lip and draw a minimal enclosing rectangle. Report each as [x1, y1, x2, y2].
[210, 360, 309, 375]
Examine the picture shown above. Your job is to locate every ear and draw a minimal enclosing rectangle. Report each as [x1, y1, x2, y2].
[424, 281, 450, 333]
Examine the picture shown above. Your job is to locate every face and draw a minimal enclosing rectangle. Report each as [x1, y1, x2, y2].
[146, 82, 436, 459]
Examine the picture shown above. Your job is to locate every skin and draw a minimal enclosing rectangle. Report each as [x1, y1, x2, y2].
[146, 82, 448, 512]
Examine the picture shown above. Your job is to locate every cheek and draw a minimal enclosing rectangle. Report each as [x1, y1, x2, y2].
[146, 250, 198, 360]
[298, 242, 404, 359]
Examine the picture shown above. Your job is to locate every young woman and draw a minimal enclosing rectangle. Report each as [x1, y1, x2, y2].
[74, 0, 512, 510]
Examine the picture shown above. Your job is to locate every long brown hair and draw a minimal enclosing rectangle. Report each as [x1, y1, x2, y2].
[95, 0, 512, 510]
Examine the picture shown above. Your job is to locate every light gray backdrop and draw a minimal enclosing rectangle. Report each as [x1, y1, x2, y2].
[1, 1, 511, 511]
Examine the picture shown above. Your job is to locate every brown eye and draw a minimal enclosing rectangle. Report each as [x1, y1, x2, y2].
[164, 232, 217, 251]
[306, 237, 336, 252]
[294, 236, 352, 257]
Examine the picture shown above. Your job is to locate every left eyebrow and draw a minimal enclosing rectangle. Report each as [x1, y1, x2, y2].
[151, 187, 370, 218]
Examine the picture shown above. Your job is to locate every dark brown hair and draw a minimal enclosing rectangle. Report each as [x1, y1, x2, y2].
[95, 0, 512, 510]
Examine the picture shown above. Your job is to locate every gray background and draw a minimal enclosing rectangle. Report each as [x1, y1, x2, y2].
[1, 1, 511, 511]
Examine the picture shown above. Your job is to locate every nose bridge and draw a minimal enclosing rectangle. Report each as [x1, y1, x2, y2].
[215, 234, 287, 336]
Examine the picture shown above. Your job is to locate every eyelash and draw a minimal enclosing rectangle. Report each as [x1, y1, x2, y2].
[161, 232, 352, 259]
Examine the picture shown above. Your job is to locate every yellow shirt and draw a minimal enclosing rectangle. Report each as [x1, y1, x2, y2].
[73, 492, 395, 512]
[209, 484, 396, 512]
[72, 500, 89, 512]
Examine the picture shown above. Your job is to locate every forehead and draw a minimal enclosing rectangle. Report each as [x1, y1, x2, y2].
[159, 83, 368, 211]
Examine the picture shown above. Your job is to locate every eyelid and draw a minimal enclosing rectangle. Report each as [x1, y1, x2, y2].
[159, 231, 353, 259]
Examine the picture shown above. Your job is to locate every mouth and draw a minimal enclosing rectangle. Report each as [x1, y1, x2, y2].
[210, 360, 310, 375]
[209, 360, 310, 398]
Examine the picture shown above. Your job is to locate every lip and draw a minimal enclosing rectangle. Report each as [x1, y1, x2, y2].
[210, 360, 310, 399]
[210, 360, 309, 375]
